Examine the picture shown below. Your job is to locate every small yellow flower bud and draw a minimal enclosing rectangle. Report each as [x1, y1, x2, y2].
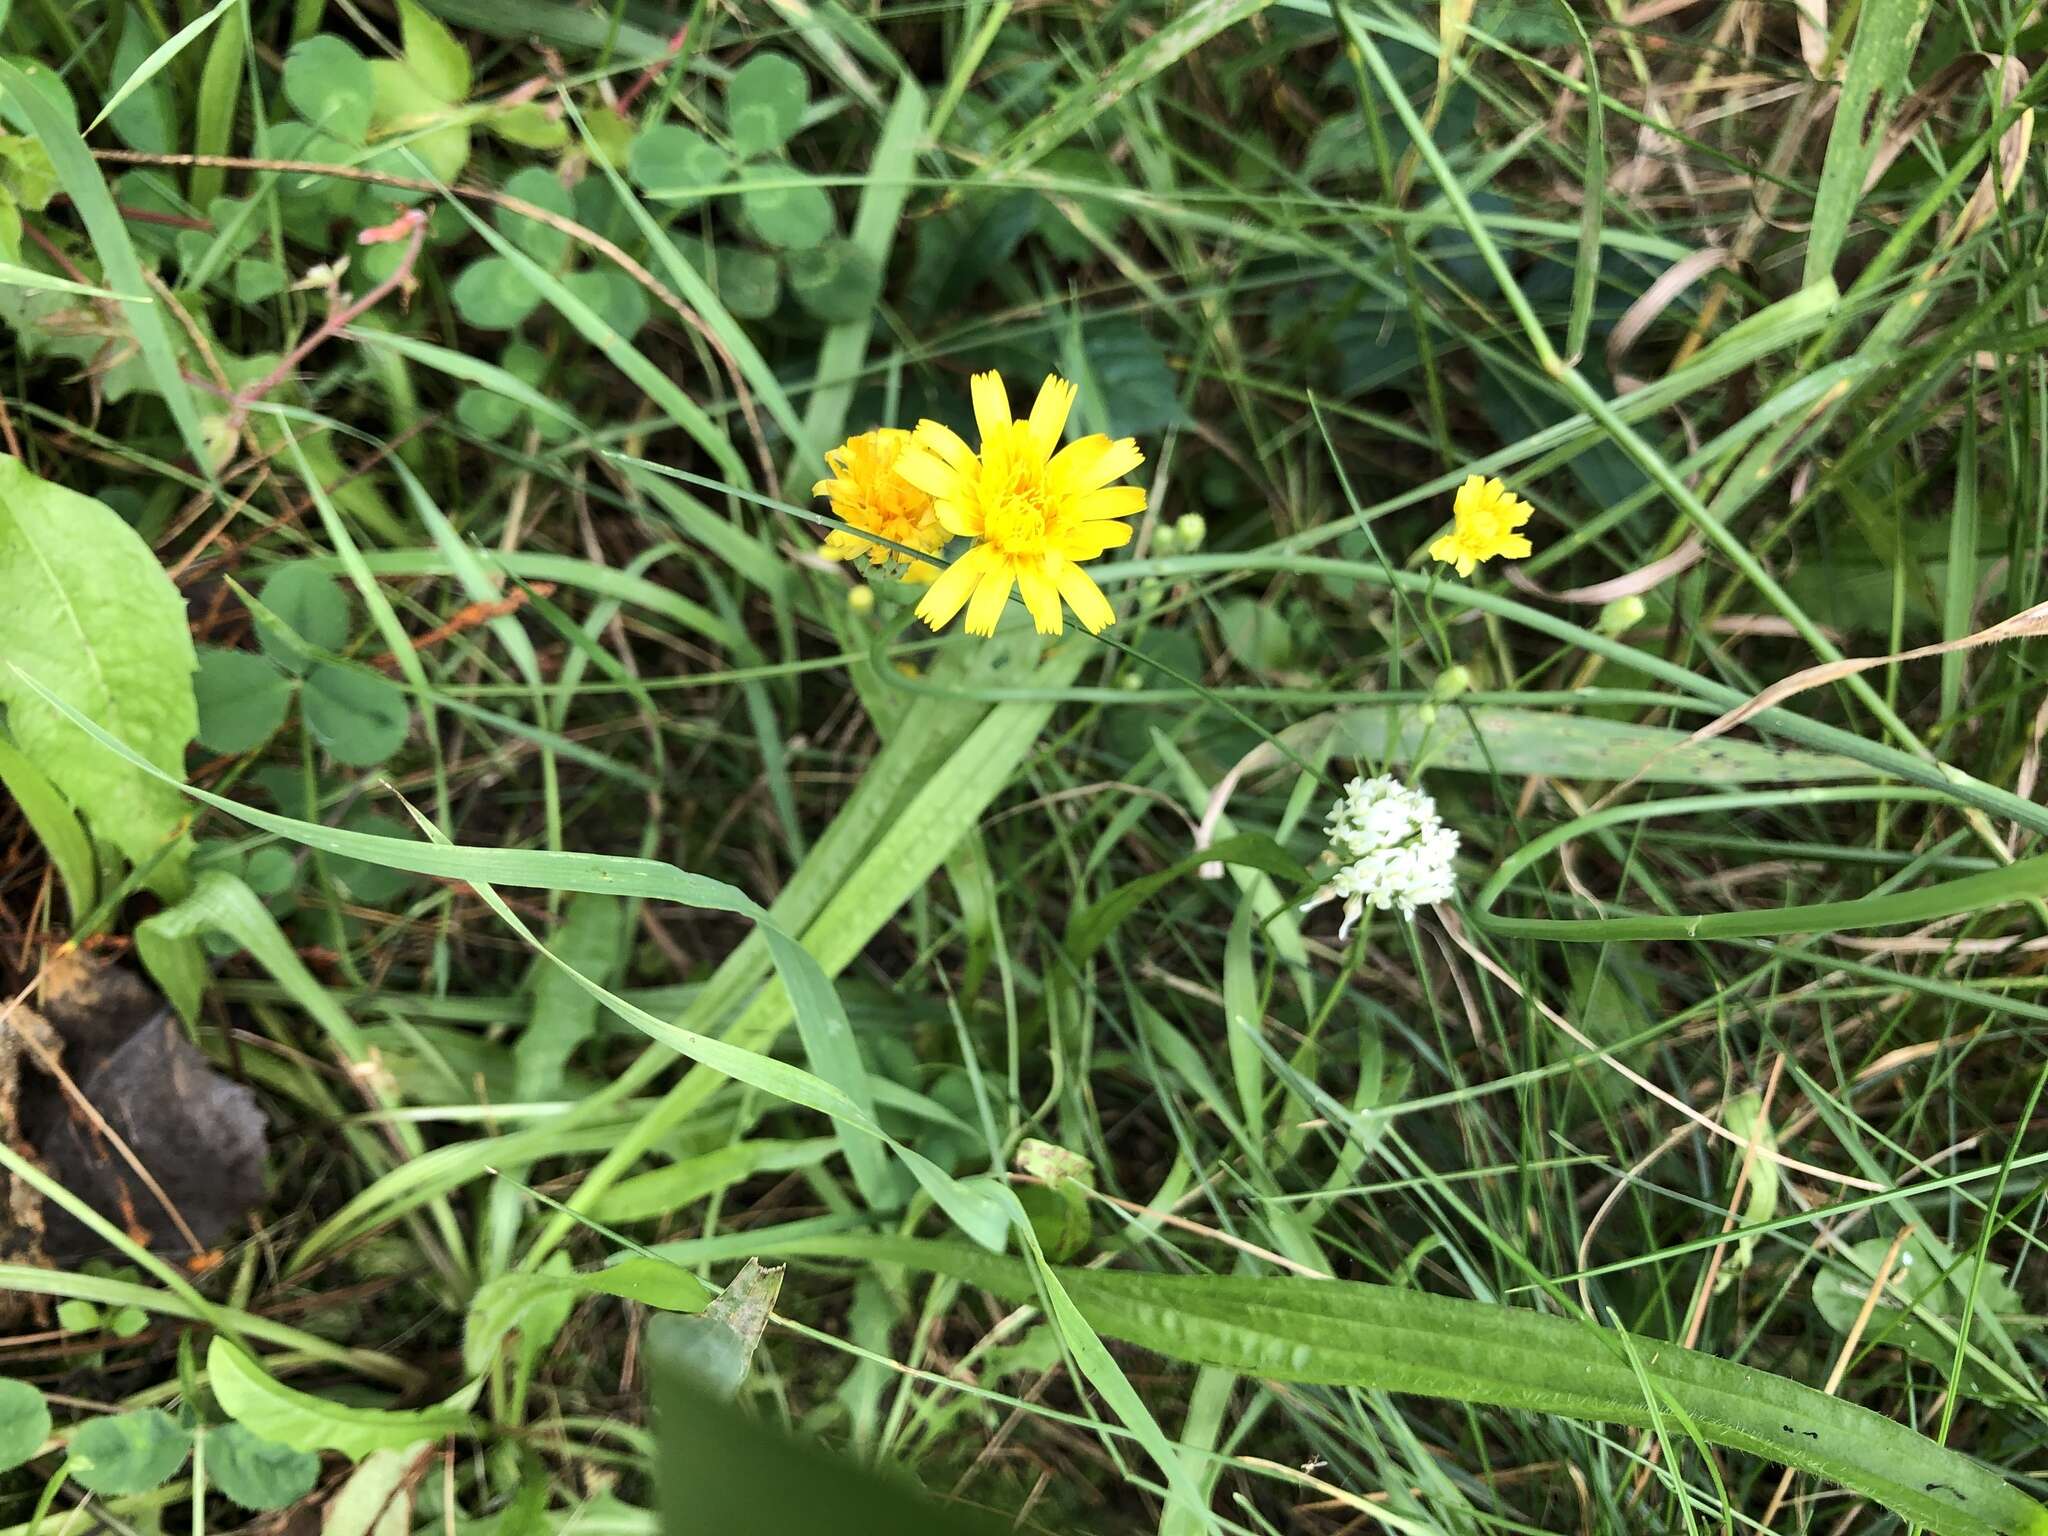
[847, 584, 876, 615]
[1174, 512, 1207, 552]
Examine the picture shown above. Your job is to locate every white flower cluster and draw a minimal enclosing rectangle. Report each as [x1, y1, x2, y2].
[1307, 775, 1459, 938]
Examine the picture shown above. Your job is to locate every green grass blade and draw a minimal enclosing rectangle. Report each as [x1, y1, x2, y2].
[0, 60, 215, 477]
[87, 0, 243, 134]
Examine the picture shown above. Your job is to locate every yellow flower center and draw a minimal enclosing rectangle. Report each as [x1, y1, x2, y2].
[986, 491, 1049, 553]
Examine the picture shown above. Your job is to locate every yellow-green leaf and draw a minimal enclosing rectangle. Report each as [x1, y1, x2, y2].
[0, 457, 196, 878]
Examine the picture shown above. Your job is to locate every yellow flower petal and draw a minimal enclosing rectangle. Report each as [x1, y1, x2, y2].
[1026, 374, 1077, 459]
[813, 427, 945, 573]
[900, 370, 1145, 639]
[1430, 474, 1536, 575]
[1053, 558, 1115, 633]
[1073, 484, 1146, 522]
[1058, 520, 1134, 560]
[916, 545, 991, 631]
[916, 419, 977, 470]
[970, 370, 1012, 446]
[894, 446, 961, 503]
[1016, 560, 1064, 635]
[933, 498, 979, 539]
[1050, 433, 1144, 493]
[964, 561, 1014, 636]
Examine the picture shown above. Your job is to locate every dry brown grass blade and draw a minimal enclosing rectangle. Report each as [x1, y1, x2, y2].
[1862, 53, 2029, 199]
[1506, 533, 1706, 605]
[1585, 596, 2048, 813]
[1607, 250, 1730, 390]
[1682, 596, 2048, 752]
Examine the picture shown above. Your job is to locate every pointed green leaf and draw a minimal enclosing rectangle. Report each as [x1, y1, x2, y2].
[209, 1338, 476, 1459]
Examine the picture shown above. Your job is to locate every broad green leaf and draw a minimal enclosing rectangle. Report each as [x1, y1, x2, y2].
[205, 1423, 321, 1511]
[254, 563, 348, 672]
[1311, 703, 1877, 784]
[495, 164, 572, 267]
[1814, 1235, 2031, 1394]
[740, 175, 834, 250]
[1015, 1182, 1090, 1262]
[1074, 318, 1188, 436]
[488, 100, 566, 149]
[1216, 596, 1296, 672]
[701, 243, 779, 319]
[282, 35, 372, 143]
[362, 105, 469, 188]
[325, 811, 424, 905]
[747, 1233, 2048, 1536]
[303, 664, 409, 765]
[628, 124, 730, 208]
[393, 0, 470, 102]
[465, 1258, 710, 1375]
[234, 257, 285, 303]
[68, 1409, 191, 1495]
[0, 1379, 49, 1473]
[725, 53, 807, 156]
[515, 891, 627, 1100]
[451, 254, 542, 330]
[455, 385, 523, 438]
[0, 730, 94, 917]
[0, 457, 196, 873]
[193, 648, 293, 754]
[562, 266, 648, 339]
[582, 103, 634, 166]
[786, 238, 880, 324]
[656, 1362, 1004, 1536]
[103, 7, 173, 150]
[209, 1338, 477, 1458]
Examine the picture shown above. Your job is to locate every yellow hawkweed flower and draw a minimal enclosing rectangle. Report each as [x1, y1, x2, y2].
[813, 428, 945, 581]
[1429, 475, 1534, 577]
[896, 371, 1146, 637]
